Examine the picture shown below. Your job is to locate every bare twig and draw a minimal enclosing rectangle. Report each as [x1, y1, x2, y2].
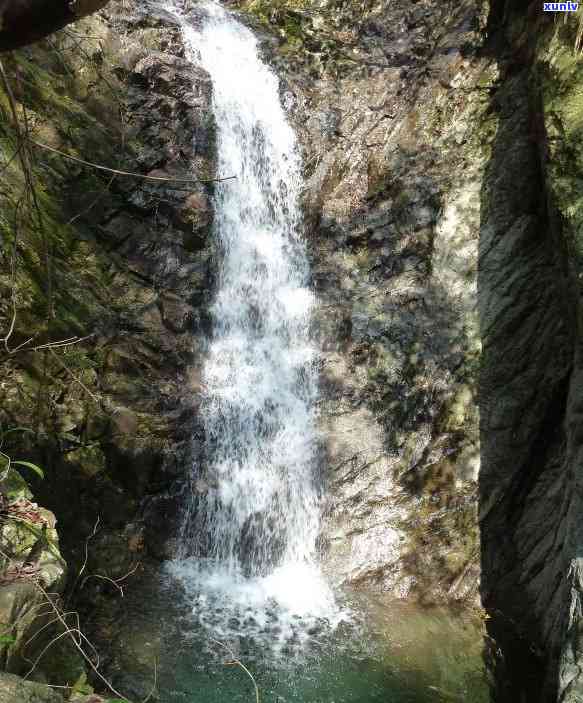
[82, 573, 123, 595]
[31, 334, 95, 351]
[211, 639, 260, 703]
[66, 515, 100, 606]
[80, 561, 140, 597]
[47, 348, 99, 402]
[0, 188, 25, 355]
[24, 627, 100, 680]
[30, 139, 236, 184]
[23, 610, 82, 649]
[0, 60, 54, 318]
[0, 142, 25, 177]
[33, 582, 131, 702]
[1, 332, 94, 357]
[67, 173, 116, 226]
[142, 657, 158, 703]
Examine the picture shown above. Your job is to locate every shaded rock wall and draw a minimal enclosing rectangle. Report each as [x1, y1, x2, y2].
[0, 0, 216, 693]
[0, 0, 216, 573]
[477, 4, 583, 702]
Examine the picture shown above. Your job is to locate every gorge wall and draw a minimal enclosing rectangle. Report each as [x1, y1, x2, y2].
[0, 1, 218, 698]
[0, 0, 582, 701]
[248, 3, 583, 699]
[478, 3, 583, 702]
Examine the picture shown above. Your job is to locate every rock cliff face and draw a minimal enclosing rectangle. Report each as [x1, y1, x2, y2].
[478, 4, 583, 702]
[0, 0, 216, 568]
[0, 0, 216, 696]
[242, 0, 491, 600]
[242, 2, 583, 699]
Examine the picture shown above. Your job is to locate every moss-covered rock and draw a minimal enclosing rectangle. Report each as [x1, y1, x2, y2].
[0, 673, 64, 703]
[0, 0, 215, 577]
[0, 485, 67, 678]
[0, 0, 216, 695]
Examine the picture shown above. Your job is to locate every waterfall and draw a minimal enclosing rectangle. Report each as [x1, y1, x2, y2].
[167, 1, 338, 642]
[189, 2, 320, 575]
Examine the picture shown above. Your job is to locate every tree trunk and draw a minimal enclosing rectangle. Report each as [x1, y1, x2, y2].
[0, 0, 110, 51]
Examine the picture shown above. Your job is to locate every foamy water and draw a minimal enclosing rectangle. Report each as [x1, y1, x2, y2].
[165, 0, 342, 645]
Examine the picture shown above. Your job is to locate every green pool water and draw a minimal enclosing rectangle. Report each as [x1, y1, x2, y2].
[109, 572, 490, 703]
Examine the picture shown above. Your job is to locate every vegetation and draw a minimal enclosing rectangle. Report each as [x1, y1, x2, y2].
[0, 14, 143, 702]
[238, 0, 379, 72]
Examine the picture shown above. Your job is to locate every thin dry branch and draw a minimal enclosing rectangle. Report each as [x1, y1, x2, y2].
[2, 332, 95, 357]
[67, 173, 116, 225]
[0, 197, 24, 354]
[23, 609, 82, 649]
[0, 60, 54, 318]
[33, 581, 131, 702]
[143, 657, 158, 703]
[0, 142, 24, 177]
[47, 348, 99, 403]
[80, 561, 139, 597]
[32, 334, 95, 351]
[24, 627, 100, 681]
[211, 638, 260, 703]
[30, 139, 236, 184]
[72, 515, 100, 594]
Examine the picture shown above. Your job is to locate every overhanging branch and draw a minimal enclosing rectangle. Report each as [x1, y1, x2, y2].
[0, 0, 111, 52]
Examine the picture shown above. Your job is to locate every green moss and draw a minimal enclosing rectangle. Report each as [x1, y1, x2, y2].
[0, 470, 33, 502]
[0, 24, 194, 696]
[540, 23, 583, 263]
[0, 21, 133, 487]
[63, 445, 105, 478]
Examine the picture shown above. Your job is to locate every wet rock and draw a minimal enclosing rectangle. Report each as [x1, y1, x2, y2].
[180, 192, 214, 250]
[143, 491, 182, 560]
[239, 511, 287, 577]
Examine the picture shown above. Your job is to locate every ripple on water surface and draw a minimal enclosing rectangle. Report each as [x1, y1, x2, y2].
[125, 564, 492, 703]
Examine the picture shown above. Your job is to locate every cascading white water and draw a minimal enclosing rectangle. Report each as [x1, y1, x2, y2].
[167, 1, 339, 643]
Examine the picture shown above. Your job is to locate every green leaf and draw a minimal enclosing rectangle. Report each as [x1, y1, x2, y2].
[0, 634, 16, 645]
[71, 672, 93, 696]
[11, 461, 44, 479]
[3, 427, 35, 437]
